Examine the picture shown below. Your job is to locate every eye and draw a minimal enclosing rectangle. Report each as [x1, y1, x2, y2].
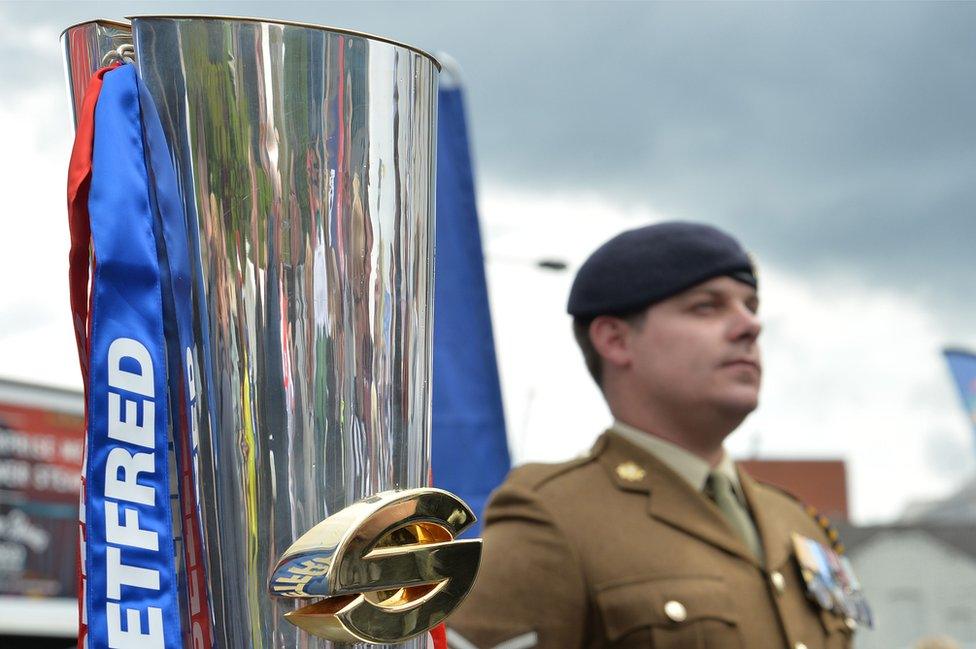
[692, 301, 718, 314]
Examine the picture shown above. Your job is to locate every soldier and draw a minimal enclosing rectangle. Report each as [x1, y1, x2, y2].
[448, 222, 857, 649]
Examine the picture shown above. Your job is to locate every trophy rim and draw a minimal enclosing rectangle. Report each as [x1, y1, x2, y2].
[60, 15, 441, 70]
[60, 18, 132, 38]
[128, 14, 442, 70]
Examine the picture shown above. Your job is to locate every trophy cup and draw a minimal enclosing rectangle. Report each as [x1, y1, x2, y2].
[62, 15, 480, 648]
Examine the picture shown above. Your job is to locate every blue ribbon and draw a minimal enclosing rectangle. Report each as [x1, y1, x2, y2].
[85, 63, 183, 649]
[138, 67, 216, 648]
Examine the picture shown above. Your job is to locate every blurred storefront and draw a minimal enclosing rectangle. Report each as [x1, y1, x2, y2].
[0, 378, 81, 646]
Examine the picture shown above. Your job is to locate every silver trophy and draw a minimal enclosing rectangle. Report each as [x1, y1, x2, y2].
[62, 15, 480, 648]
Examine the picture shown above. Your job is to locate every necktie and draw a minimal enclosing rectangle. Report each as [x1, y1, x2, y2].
[705, 471, 764, 562]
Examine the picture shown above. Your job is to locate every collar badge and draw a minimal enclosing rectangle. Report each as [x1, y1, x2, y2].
[616, 461, 646, 482]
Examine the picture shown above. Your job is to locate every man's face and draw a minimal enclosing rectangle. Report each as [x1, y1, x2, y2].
[623, 276, 762, 417]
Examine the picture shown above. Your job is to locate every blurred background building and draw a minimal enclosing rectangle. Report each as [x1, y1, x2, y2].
[840, 520, 976, 648]
[0, 379, 82, 648]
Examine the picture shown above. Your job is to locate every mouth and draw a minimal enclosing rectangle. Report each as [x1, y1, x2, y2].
[721, 359, 761, 373]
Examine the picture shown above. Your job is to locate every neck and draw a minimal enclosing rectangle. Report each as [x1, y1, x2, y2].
[609, 401, 736, 468]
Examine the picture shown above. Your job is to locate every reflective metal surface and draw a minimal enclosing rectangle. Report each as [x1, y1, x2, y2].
[60, 19, 131, 124]
[63, 15, 439, 648]
[269, 488, 481, 643]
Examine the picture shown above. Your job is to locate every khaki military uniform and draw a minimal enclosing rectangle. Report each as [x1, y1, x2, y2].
[448, 429, 854, 649]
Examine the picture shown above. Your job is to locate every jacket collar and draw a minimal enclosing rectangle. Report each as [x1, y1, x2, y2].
[610, 420, 744, 500]
[596, 430, 762, 568]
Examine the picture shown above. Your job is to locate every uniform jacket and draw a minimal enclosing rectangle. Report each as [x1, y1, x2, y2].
[448, 430, 854, 649]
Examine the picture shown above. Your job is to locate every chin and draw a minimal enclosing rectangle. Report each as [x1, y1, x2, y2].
[716, 389, 760, 418]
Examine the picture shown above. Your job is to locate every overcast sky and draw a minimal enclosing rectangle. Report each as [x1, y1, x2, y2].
[1, 1, 974, 523]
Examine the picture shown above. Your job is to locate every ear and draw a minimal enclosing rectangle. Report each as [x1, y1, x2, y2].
[588, 316, 634, 370]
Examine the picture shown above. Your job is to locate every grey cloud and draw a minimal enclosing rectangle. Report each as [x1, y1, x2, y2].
[924, 426, 975, 478]
[0, 300, 58, 337]
[7, 1, 975, 329]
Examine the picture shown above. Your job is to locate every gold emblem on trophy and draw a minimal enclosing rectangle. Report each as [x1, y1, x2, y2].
[269, 488, 482, 643]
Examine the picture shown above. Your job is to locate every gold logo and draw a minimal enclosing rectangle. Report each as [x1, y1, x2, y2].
[268, 488, 482, 644]
[615, 461, 646, 482]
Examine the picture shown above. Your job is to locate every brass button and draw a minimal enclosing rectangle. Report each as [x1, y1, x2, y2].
[664, 600, 687, 623]
[795, 643, 808, 649]
[770, 571, 785, 593]
[845, 617, 858, 631]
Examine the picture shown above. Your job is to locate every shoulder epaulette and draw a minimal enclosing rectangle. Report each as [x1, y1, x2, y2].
[510, 452, 598, 492]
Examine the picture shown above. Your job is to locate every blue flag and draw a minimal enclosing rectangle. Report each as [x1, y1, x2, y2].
[944, 348, 976, 436]
[431, 81, 510, 536]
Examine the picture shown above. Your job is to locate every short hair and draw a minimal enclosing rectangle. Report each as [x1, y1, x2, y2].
[572, 309, 649, 387]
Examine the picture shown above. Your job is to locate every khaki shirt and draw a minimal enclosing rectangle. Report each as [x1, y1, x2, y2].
[448, 430, 854, 649]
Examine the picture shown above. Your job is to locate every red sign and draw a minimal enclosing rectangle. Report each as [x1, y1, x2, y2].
[0, 384, 84, 597]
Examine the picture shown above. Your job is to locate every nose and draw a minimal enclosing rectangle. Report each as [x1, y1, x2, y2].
[730, 304, 761, 342]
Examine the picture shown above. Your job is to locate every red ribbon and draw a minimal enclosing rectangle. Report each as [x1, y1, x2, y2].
[65, 60, 120, 649]
[66, 62, 120, 384]
[430, 623, 448, 649]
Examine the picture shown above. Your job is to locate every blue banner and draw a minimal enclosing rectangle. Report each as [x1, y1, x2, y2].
[431, 83, 510, 536]
[944, 347, 976, 437]
[85, 63, 182, 649]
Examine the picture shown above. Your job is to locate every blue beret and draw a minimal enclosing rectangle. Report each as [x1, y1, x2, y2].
[567, 221, 756, 318]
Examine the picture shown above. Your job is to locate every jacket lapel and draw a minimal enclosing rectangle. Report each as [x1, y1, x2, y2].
[737, 467, 793, 570]
[597, 431, 760, 567]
